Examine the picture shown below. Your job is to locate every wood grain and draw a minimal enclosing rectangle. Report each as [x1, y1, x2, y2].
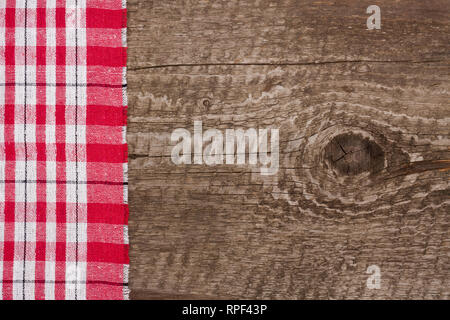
[126, 0, 450, 299]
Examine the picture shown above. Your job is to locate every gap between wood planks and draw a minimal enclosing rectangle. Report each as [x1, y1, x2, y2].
[128, 59, 445, 71]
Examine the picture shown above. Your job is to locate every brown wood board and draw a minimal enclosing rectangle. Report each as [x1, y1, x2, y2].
[127, 0, 450, 299]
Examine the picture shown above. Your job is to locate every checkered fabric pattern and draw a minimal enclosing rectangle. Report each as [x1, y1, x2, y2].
[0, 0, 129, 299]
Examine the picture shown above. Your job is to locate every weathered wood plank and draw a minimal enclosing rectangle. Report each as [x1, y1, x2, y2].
[127, 0, 450, 299]
[127, 0, 449, 68]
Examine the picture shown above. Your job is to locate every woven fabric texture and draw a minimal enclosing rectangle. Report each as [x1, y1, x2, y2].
[0, 0, 129, 300]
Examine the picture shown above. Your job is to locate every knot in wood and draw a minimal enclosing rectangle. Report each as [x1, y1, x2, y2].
[324, 133, 384, 176]
[202, 99, 211, 108]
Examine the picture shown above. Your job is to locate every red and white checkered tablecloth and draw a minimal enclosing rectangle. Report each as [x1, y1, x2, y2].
[0, 0, 129, 300]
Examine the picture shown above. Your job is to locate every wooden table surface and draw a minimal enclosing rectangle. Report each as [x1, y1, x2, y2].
[126, 0, 449, 299]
